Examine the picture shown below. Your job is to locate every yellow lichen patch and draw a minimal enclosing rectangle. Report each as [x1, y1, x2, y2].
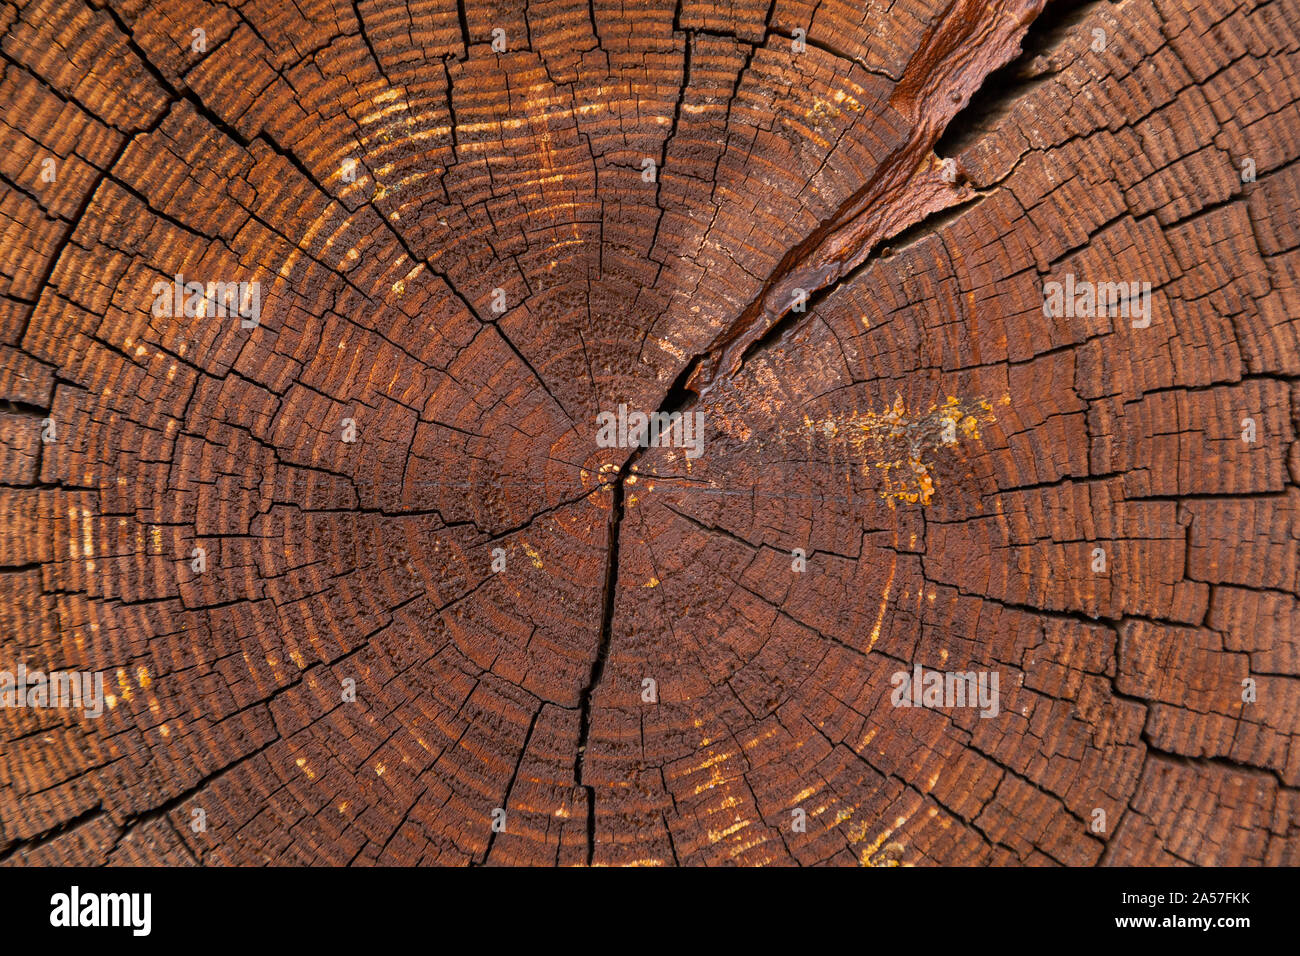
[795, 394, 996, 506]
[845, 815, 875, 845]
[644, 576, 659, 587]
[804, 99, 844, 146]
[740, 722, 781, 752]
[115, 668, 133, 704]
[522, 543, 544, 568]
[691, 760, 730, 797]
[865, 841, 908, 867]
[791, 785, 820, 804]
[707, 818, 750, 844]
[832, 87, 865, 113]
[855, 814, 910, 866]
[726, 832, 771, 860]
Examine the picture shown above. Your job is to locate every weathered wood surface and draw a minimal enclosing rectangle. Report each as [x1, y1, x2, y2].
[1, 0, 1298, 866]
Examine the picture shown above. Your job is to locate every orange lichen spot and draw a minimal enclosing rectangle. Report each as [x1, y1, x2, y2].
[115, 668, 133, 703]
[796, 393, 997, 505]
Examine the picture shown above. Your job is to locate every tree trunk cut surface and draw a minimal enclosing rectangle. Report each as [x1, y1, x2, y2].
[2, 0, 1299, 866]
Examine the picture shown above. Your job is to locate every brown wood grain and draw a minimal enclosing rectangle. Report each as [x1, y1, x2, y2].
[1, 0, 1298, 866]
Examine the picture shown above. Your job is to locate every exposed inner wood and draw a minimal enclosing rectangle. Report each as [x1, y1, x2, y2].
[1, 0, 1298, 865]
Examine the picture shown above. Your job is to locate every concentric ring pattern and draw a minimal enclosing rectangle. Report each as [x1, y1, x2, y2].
[2, 0, 1298, 865]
